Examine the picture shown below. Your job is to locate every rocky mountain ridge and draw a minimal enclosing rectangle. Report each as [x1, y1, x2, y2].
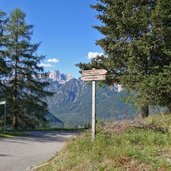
[48, 70, 73, 84]
[44, 70, 136, 126]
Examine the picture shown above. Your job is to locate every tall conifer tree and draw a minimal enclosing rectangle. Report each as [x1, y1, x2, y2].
[78, 0, 171, 117]
[0, 10, 8, 98]
[139, 0, 171, 112]
[6, 9, 52, 129]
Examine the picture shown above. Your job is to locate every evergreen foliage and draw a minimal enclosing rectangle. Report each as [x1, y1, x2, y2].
[0, 9, 53, 129]
[0, 10, 8, 97]
[77, 0, 171, 117]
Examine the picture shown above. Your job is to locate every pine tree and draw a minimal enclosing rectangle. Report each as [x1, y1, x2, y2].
[141, 0, 171, 112]
[0, 10, 8, 98]
[6, 9, 52, 129]
[77, 0, 171, 117]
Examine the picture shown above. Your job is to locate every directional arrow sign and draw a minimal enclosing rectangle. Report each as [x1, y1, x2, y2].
[82, 69, 107, 76]
[81, 75, 106, 81]
[81, 68, 107, 140]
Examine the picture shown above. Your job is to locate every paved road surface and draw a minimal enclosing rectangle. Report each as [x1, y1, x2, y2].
[0, 131, 76, 171]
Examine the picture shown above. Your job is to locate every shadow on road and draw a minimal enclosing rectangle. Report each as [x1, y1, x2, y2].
[0, 131, 77, 144]
[0, 154, 10, 157]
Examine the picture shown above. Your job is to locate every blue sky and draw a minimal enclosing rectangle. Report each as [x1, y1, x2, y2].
[0, 0, 103, 78]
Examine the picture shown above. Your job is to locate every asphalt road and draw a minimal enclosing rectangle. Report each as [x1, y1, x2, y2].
[0, 131, 76, 171]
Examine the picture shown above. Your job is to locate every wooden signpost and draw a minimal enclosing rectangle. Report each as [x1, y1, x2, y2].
[82, 69, 107, 76]
[81, 75, 106, 81]
[81, 68, 107, 140]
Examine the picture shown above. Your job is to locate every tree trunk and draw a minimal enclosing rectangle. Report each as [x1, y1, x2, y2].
[12, 115, 18, 129]
[141, 104, 149, 118]
[12, 53, 19, 129]
[168, 103, 171, 113]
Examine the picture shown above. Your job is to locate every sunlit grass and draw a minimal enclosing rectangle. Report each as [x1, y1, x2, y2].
[35, 114, 171, 171]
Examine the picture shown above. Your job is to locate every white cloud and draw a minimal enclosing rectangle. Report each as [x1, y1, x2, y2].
[87, 52, 103, 59]
[47, 58, 60, 63]
[38, 63, 53, 68]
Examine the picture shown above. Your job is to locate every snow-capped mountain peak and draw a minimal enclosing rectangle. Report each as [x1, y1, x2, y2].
[48, 70, 73, 84]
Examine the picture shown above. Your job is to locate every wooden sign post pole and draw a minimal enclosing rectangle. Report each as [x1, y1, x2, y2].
[92, 80, 96, 140]
[81, 68, 107, 140]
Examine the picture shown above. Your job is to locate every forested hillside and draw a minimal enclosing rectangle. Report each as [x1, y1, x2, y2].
[46, 76, 136, 126]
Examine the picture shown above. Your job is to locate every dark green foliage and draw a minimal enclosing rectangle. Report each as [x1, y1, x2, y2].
[6, 9, 53, 129]
[0, 10, 9, 97]
[77, 0, 171, 116]
[0, 9, 53, 129]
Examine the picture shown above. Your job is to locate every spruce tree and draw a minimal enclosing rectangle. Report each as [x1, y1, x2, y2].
[0, 10, 8, 98]
[78, 0, 171, 117]
[6, 9, 52, 129]
[140, 0, 171, 112]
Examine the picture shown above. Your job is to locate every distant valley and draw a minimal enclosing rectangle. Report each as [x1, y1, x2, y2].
[44, 70, 137, 126]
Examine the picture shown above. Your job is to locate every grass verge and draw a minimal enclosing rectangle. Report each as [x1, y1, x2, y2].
[34, 114, 171, 171]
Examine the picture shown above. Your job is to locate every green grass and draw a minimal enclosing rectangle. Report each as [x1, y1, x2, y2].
[34, 114, 171, 171]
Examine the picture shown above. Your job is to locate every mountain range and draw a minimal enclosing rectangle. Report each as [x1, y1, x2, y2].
[44, 70, 137, 126]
